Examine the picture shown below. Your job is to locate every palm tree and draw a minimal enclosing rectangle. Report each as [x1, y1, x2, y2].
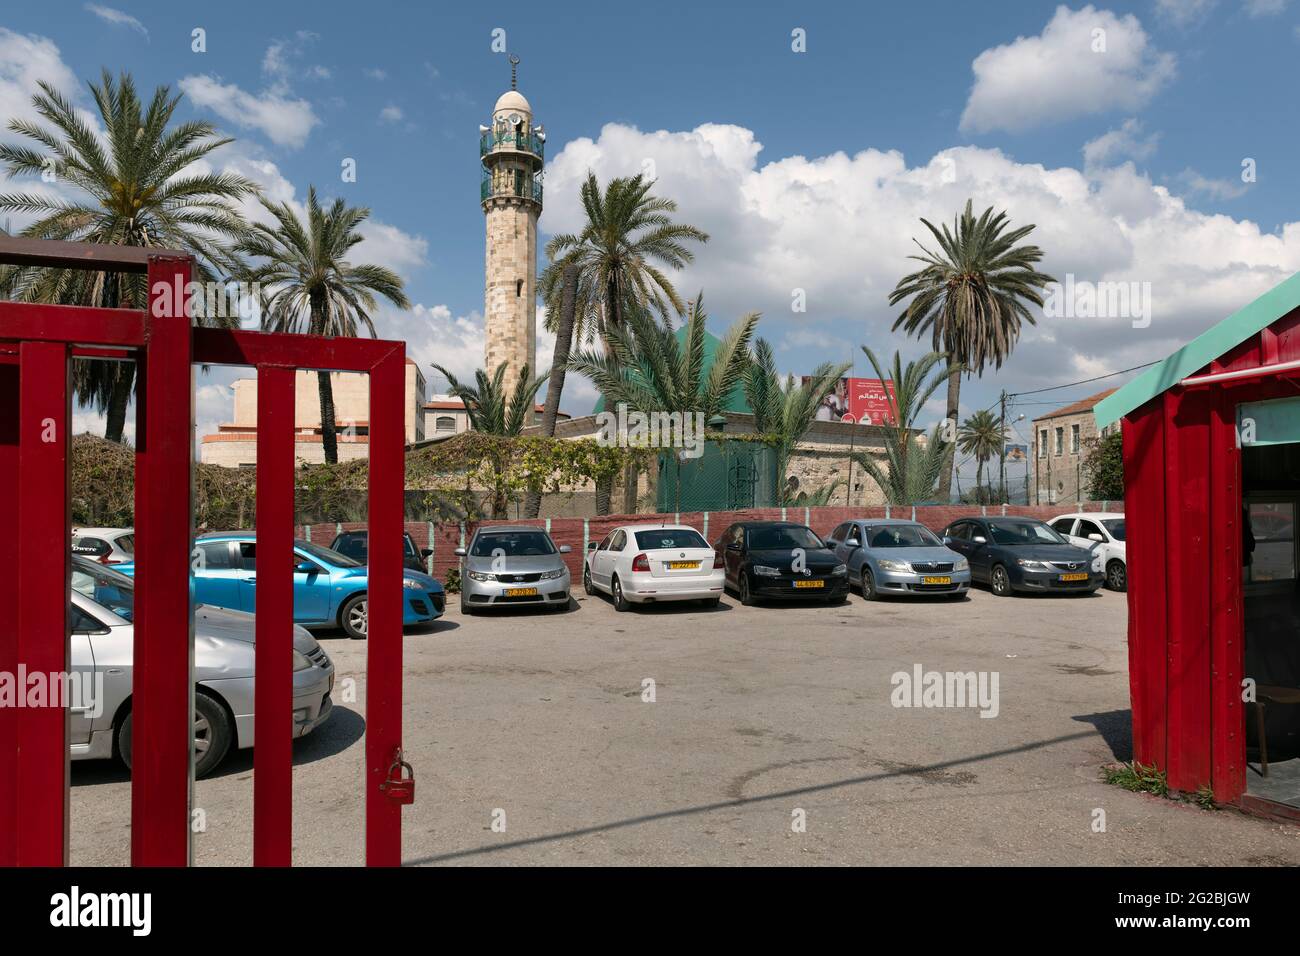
[569, 298, 758, 511]
[523, 262, 580, 519]
[539, 171, 709, 344]
[852, 347, 955, 505]
[431, 362, 550, 518]
[958, 408, 1006, 503]
[0, 70, 257, 441]
[888, 198, 1054, 501]
[240, 187, 410, 464]
[744, 338, 850, 506]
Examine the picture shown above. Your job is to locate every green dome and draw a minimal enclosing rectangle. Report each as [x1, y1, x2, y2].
[591, 326, 752, 416]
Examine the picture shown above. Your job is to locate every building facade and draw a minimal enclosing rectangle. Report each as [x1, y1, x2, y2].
[1031, 388, 1118, 504]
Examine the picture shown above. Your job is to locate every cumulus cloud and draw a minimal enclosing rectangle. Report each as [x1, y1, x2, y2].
[959, 5, 1176, 134]
[543, 120, 1300, 412]
[1082, 118, 1159, 170]
[178, 74, 319, 148]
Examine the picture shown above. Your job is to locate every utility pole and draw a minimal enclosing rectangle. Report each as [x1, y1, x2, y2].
[998, 389, 1007, 504]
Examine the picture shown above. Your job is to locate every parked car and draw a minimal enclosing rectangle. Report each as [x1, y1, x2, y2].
[71, 527, 135, 565]
[69, 555, 335, 777]
[825, 518, 970, 599]
[330, 529, 432, 573]
[584, 523, 724, 611]
[941, 516, 1103, 597]
[713, 521, 849, 606]
[455, 525, 572, 613]
[1050, 512, 1126, 591]
[117, 532, 445, 639]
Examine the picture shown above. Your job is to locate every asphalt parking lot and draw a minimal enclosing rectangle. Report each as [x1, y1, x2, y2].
[70, 584, 1300, 866]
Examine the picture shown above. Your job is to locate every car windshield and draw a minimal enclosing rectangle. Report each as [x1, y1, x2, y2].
[71, 558, 135, 621]
[747, 526, 824, 550]
[634, 529, 709, 550]
[1101, 519, 1126, 541]
[471, 531, 556, 557]
[297, 540, 362, 567]
[866, 524, 942, 548]
[987, 521, 1067, 546]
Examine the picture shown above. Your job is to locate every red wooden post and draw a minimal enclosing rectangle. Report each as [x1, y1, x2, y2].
[366, 346, 406, 866]
[1209, 386, 1245, 801]
[0, 356, 16, 866]
[16, 341, 71, 865]
[131, 256, 195, 866]
[254, 365, 295, 866]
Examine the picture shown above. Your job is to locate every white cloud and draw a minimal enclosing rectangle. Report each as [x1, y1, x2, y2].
[378, 104, 403, 124]
[1082, 118, 1159, 169]
[84, 4, 148, 38]
[1156, 0, 1218, 26]
[1244, 0, 1286, 15]
[364, 68, 387, 81]
[178, 74, 319, 148]
[1174, 167, 1249, 199]
[960, 5, 1176, 134]
[355, 220, 427, 279]
[543, 120, 1300, 404]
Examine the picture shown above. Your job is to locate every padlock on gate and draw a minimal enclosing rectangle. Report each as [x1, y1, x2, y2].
[379, 748, 415, 805]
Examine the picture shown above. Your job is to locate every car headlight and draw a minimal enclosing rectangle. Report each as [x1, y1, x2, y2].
[752, 565, 781, 577]
[540, 568, 565, 580]
[292, 649, 312, 672]
[1016, 559, 1050, 570]
[832, 564, 848, 575]
[877, 559, 911, 573]
[954, 558, 969, 572]
[467, 570, 496, 582]
[402, 579, 424, 590]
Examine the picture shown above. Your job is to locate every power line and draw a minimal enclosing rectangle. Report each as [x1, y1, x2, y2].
[1008, 360, 1158, 398]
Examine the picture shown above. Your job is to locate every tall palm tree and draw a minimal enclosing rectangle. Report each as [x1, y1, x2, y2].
[888, 198, 1054, 501]
[240, 187, 410, 464]
[958, 408, 1006, 504]
[539, 171, 709, 344]
[431, 362, 550, 518]
[744, 338, 850, 506]
[523, 262, 579, 518]
[852, 347, 955, 505]
[0, 70, 257, 441]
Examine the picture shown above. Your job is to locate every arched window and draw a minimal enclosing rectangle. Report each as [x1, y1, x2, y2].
[435, 416, 456, 433]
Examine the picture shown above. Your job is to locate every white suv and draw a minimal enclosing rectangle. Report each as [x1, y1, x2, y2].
[1049, 512, 1126, 591]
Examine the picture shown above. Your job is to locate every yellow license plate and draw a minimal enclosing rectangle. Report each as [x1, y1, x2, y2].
[1059, 573, 1088, 582]
[793, 579, 825, 589]
[505, 587, 538, 597]
[922, 576, 952, 585]
[668, 561, 700, 570]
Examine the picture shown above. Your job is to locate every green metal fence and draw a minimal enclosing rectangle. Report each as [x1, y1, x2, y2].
[656, 440, 778, 512]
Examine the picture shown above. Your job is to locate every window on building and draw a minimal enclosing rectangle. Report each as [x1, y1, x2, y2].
[1038, 430, 1048, 458]
[516, 279, 523, 297]
[1054, 427, 1064, 456]
[435, 415, 457, 433]
[1071, 424, 1080, 454]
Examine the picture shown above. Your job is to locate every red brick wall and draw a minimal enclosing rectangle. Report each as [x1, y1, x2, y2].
[298, 501, 1119, 583]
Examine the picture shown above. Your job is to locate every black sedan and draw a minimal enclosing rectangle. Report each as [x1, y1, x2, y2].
[713, 521, 850, 606]
[940, 516, 1102, 596]
[330, 529, 432, 573]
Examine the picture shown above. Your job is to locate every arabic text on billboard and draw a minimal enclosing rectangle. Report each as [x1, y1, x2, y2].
[801, 377, 897, 425]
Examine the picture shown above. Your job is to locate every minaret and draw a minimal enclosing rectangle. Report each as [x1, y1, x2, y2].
[480, 54, 543, 408]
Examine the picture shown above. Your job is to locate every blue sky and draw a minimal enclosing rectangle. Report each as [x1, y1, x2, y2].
[3, 0, 1299, 486]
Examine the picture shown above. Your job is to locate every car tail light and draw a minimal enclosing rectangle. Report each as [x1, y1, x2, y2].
[632, 553, 650, 572]
[713, 551, 724, 569]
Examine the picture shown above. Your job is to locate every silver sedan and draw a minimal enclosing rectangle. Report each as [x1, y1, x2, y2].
[455, 526, 572, 613]
[70, 557, 335, 777]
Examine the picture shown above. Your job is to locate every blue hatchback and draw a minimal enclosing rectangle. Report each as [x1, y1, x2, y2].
[119, 532, 444, 639]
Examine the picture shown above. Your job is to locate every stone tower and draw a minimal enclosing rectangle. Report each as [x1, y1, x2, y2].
[480, 55, 544, 407]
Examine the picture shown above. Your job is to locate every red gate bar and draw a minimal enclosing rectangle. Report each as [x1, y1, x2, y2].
[254, 365, 296, 866]
[131, 256, 196, 866]
[366, 347, 406, 866]
[16, 340, 72, 865]
[0, 357, 16, 866]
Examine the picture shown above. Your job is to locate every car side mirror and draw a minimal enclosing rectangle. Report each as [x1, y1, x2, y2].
[295, 562, 315, 574]
[559, 545, 572, 554]
[1087, 533, 1104, 542]
[727, 542, 742, 551]
[942, 536, 952, 545]
[586, 541, 597, 551]
[453, 547, 467, 557]
[973, 535, 987, 544]
[845, 538, 860, 549]
[421, 548, 433, 558]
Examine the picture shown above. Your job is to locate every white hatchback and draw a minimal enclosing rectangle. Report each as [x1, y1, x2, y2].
[583, 523, 725, 611]
[1049, 512, 1127, 591]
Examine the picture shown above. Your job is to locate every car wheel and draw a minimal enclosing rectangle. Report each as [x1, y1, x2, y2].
[699, 596, 721, 608]
[583, 565, 594, 596]
[991, 565, 1013, 597]
[739, 572, 756, 607]
[1106, 559, 1127, 592]
[611, 576, 631, 612]
[861, 569, 879, 601]
[117, 691, 233, 779]
[462, 599, 478, 616]
[340, 593, 368, 639]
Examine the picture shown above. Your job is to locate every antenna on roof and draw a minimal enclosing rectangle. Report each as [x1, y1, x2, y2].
[509, 54, 520, 90]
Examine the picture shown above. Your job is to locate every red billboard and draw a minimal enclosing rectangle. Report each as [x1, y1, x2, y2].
[802, 376, 897, 425]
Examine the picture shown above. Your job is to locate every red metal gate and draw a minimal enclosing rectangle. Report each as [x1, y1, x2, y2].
[0, 237, 410, 866]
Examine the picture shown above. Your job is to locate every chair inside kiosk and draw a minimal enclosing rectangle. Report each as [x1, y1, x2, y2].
[1243, 437, 1300, 808]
